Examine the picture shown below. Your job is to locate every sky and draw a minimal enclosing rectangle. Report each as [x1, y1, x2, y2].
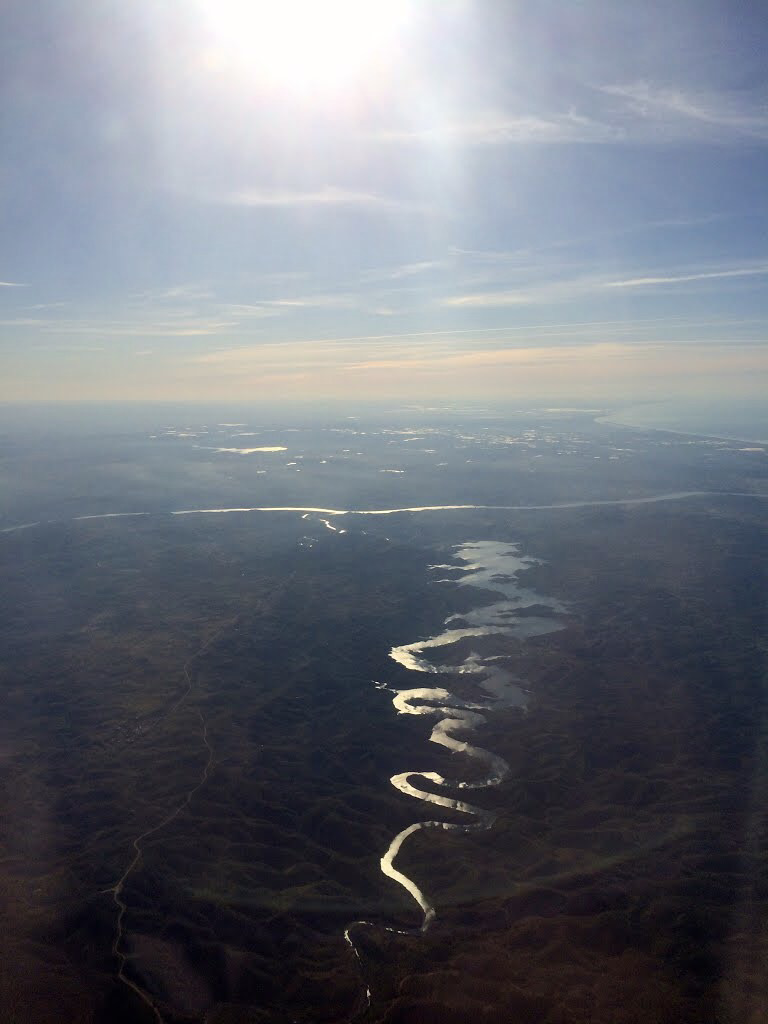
[1, 0, 766, 403]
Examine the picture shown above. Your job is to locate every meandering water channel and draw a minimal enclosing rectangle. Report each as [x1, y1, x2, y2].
[344, 540, 570, 1013]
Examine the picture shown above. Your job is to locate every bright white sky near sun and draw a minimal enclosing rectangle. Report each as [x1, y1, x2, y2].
[0, 0, 766, 402]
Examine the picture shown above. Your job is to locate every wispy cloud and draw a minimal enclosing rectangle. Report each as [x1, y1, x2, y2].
[219, 303, 280, 319]
[218, 293, 357, 315]
[41, 345, 106, 353]
[0, 287, 360, 342]
[448, 246, 530, 264]
[263, 293, 356, 309]
[373, 85, 768, 150]
[601, 82, 768, 141]
[191, 316, 759, 375]
[442, 262, 768, 307]
[443, 289, 533, 308]
[191, 340, 359, 376]
[211, 185, 424, 212]
[188, 333, 767, 398]
[133, 283, 214, 302]
[340, 344, 768, 393]
[342, 342, 634, 373]
[605, 265, 768, 288]
[0, 280, 27, 287]
[441, 271, 604, 308]
[130, 282, 357, 321]
[375, 111, 617, 145]
[360, 259, 448, 283]
[224, 186, 382, 206]
[0, 317, 54, 327]
[0, 315, 236, 337]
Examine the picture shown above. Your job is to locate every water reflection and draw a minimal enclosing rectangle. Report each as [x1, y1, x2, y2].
[381, 540, 569, 929]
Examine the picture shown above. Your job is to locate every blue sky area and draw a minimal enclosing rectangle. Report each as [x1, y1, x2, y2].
[1, 0, 766, 402]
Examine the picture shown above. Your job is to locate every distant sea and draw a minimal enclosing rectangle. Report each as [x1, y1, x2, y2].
[604, 398, 768, 444]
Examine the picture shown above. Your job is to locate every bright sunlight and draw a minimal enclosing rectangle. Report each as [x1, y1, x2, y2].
[197, 0, 414, 95]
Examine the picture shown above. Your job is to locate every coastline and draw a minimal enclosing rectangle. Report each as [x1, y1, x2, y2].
[596, 414, 768, 447]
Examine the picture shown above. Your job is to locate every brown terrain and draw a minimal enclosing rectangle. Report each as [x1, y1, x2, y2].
[0, 488, 766, 1023]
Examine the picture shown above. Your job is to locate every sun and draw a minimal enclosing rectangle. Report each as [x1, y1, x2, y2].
[197, 0, 413, 96]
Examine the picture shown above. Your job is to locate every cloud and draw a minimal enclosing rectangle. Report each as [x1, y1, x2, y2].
[221, 293, 357, 314]
[342, 342, 634, 373]
[54, 346, 106, 353]
[442, 290, 533, 308]
[187, 334, 767, 402]
[0, 317, 54, 327]
[360, 260, 448, 282]
[134, 283, 214, 301]
[600, 82, 768, 140]
[263, 293, 356, 309]
[212, 185, 422, 211]
[191, 340, 356, 377]
[374, 111, 617, 145]
[373, 86, 768, 150]
[0, 287, 357, 343]
[0, 280, 27, 287]
[448, 246, 530, 264]
[605, 266, 768, 288]
[190, 314, 765, 374]
[220, 303, 281, 318]
[0, 315, 236, 337]
[442, 262, 768, 307]
[441, 271, 608, 308]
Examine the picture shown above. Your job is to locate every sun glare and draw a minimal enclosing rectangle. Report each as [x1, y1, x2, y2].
[198, 0, 413, 95]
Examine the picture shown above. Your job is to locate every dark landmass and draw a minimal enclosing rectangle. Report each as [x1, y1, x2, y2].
[0, 408, 766, 1023]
